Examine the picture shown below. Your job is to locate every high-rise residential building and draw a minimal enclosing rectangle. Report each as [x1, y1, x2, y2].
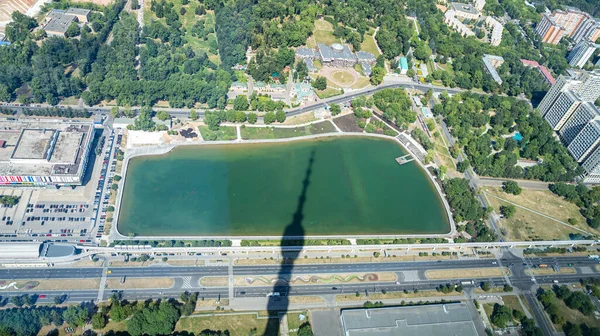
[536, 8, 599, 45]
[538, 69, 600, 116]
[581, 145, 600, 183]
[572, 18, 600, 43]
[567, 119, 600, 162]
[538, 72, 582, 115]
[544, 91, 582, 130]
[567, 39, 600, 68]
[536, 13, 566, 44]
[552, 8, 589, 36]
[559, 102, 600, 146]
[485, 16, 503, 46]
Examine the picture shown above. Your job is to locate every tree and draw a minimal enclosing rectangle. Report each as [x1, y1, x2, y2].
[312, 76, 327, 91]
[264, 111, 276, 124]
[481, 281, 491, 291]
[156, 110, 171, 121]
[490, 303, 512, 328]
[297, 322, 314, 336]
[131, 0, 139, 9]
[204, 112, 221, 131]
[91, 312, 107, 330]
[179, 7, 186, 15]
[500, 205, 516, 218]
[502, 181, 521, 195]
[233, 95, 249, 111]
[5, 12, 37, 43]
[63, 305, 90, 327]
[248, 113, 257, 124]
[113, 175, 122, 181]
[457, 160, 470, 173]
[126, 300, 180, 336]
[190, 109, 198, 120]
[110, 106, 120, 118]
[275, 110, 286, 123]
[65, 22, 81, 38]
[503, 284, 513, 292]
[111, 183, 118, 190]
[370, 67, 385, 85]
[330, 103, 341, 116]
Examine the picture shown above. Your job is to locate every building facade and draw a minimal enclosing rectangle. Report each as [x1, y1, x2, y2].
[485, 16, 504, 46]
[567, 39, 600, 68]
[559, 102, 600, 146]
[567, 120, 600, 162]
[536, 13, 566, 44]
[544, 91, 581, 130]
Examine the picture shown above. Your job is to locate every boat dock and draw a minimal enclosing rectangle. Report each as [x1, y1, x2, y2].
[395, 154, 414, 165]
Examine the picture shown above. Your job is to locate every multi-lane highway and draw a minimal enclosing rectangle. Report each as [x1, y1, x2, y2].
[1, 255, 596, 281]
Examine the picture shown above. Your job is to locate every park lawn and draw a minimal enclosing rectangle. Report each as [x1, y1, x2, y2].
[431, 128, 456, 170]
[483, 187, 596, 237]
[548, 295, 600, 331]
[241, 121, 337, 140]
[176, 314, 279, 336]
[240, 127, 276, 140]
[315, 87, 343, 99]
[287, 311, 309, 336]
[199, 126, 237, 141]
[360, 34, 380, 56]
[484, 194, 580, 241]
[502, 296, 526, 316]
[351, 76, 371, 89]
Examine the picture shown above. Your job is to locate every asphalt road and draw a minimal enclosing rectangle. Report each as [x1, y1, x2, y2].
[1, 81, 466, 120]
[1, 255, 597, 280]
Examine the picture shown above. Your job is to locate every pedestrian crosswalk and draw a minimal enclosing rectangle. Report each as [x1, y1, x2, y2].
[398, 270, 420, 282]
[182, 276, 192, 289]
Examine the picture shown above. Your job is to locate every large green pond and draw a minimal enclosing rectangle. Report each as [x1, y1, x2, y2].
[117, 136, 450, 236]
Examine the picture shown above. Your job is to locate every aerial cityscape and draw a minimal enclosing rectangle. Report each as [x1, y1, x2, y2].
[0, 0, 599, 335]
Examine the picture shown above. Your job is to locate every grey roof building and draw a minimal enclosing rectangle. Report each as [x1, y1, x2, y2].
[304, 58, 317, 72]
[340, 303, 479, 336]
[482, 54, 504, 85]
[295, 47, 315, 59]
[43, 9, 77, 36]
[356, 51, 377, 64]
[65, 7, 91, 22]
[318, 43, 356, 66]
[360, 61, 372, 76]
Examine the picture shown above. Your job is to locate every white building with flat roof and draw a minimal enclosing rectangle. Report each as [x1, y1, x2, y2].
[544, 91, 582, 131]
[559, 102, 600, 146]
[568, 39, 600, 68]
[485, 16, 503, 46]
[568, 119, 600, 162]
[0, 119, 94, 186]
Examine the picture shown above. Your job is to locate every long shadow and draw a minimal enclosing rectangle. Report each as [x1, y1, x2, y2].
[262, 150, 314, 336]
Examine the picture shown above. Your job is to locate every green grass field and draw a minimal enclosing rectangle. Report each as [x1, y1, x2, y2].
[360, 34, 380, 56]
[240, 121, 338, 140]
[176, 313, 279, 336]
[199, 126, 237, 140]
[314, 87, 343, 99]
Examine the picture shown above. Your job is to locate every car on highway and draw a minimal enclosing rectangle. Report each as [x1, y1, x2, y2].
[106, 270, 112, 274]
[39, 295, 46, 299]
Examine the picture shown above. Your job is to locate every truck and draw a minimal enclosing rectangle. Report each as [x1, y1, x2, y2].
[461, 281, 475, 285]
[589, 255, 599, 260]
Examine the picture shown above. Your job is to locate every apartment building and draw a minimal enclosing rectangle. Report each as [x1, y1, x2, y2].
[567, 39, 600, 68]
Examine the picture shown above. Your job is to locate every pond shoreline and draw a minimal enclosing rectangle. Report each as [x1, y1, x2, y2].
[112, 132, 456, 240]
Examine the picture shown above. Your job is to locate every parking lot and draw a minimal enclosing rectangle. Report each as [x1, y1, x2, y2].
[0, 127, 122, 242]
[94, 131, 122, 239]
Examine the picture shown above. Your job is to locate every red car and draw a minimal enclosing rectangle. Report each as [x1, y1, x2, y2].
[39, 295, 46, 299]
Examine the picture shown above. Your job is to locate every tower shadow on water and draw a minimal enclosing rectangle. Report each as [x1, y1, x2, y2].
[262, 149, 314, 336]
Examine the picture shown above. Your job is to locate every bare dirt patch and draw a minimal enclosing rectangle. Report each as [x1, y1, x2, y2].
[21, 279, 100, 291]
[333, 114, 363, 132]
[425, 268, 508, 279]
[199, 277, 228, 287]
[525, 267, 576, 276]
